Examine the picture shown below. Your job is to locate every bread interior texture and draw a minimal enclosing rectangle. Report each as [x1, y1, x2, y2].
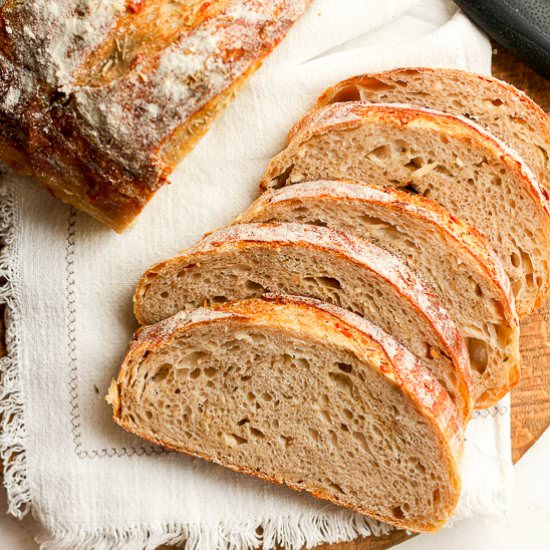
[117, 321, 456, 531]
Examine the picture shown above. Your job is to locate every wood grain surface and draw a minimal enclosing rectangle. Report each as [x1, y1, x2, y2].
[491, 46, 550, 463]
[1, 45, 548, 550]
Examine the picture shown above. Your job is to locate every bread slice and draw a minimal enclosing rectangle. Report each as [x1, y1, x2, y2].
[315, 67, 550, 197]
[134, 222, 473, 421]
[236, 180, 520, 407]
[109, 294, 463, 532]
[0, 1, 311, 230]
[260, 102, 550, 316]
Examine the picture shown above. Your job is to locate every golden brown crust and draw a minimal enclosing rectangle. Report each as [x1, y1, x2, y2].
[111, 296, 463, 532]
[285, 103, 550, 215]
[315, 67, 550, 195]
[133, 222, 473, 421]
[259, 102, 550, 317]
[237, 180, 520, 408]
[0, 1, 311, 230]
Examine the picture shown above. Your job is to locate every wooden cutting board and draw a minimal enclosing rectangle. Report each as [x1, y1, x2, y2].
[311, 45, 550, 550]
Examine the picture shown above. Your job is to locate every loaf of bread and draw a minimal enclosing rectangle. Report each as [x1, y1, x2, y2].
[260, 102, 550, 317]
[316, 67, 550, 197]
[0, 0, 311, 230]
[134, 222, 473, 421]
[109, 294, 463, 532]
[236, 180, 520, 407]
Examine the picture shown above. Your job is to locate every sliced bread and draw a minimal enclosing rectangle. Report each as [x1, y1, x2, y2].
[134, 222, 472, 421]
[236, 180, 520, 407]
[260, 102, 550, 316]
[109, 294, 463, 532]
[315, 67, 550, 197]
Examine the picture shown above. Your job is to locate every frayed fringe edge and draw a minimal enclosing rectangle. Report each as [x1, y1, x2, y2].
[35, 510, 393, 550]
[0, 180, 31, 518]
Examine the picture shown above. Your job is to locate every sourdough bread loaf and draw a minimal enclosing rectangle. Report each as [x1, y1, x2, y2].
[0, 0, 311, 230]
[109, 294, 463, 532]
[134, 222, 473, 421]
[260, 102, 550, 316]
[315, 67, 550, 197]
[236, 180, 520, 407]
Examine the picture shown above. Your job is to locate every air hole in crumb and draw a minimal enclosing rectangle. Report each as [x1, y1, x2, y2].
[237, 418, 250, 426]
[426, 345, 441, 360]
[181, 351, 209, 368]
[160, 291, 169, 299]
[190, 368, 201, 379]
[403, 183, 419, 195]
[343, 408, 353, 419]
[475, 284, 483, 297]
[223, 432, 247, 448]
[152, 364, 172, 383]
[145, 410, 153, 420]
[273, 164, 295, 189]
[211, 295, 228, 304]
[337, 362, 353, 373]
[250, 427, 265, 438]
[510, 253, 520, 268]
[204, 367, 216, 378]
[174, 388, 181, 395]
[367, 144, 391, 161]
[304, 275, 342, 289]
[245, 280, 264, 293]
[492, 98, 503, 107]
[176, 263, 196, 277]
[308, 428, 322, 443]
[331, 84, 362, 102]
[404, 156, 424, 170]
[433, 488, 441, 506]
[329, 372, 353, 392]
[392, 506, 404, 519]
[280, 435, 293, 448]
[467, 337, 489, 374]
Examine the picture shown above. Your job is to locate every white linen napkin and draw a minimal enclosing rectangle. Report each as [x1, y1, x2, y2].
[0, 1, 513, 548]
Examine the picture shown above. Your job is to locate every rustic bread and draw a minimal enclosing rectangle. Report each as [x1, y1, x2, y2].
[134, 222, 473, 421]
[236, 180, 520, 407]
[260, 102, 550, 317]
[315, 67, 550, 196]
[0, 1, 310, 230]
[109, 294, 463, 532]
